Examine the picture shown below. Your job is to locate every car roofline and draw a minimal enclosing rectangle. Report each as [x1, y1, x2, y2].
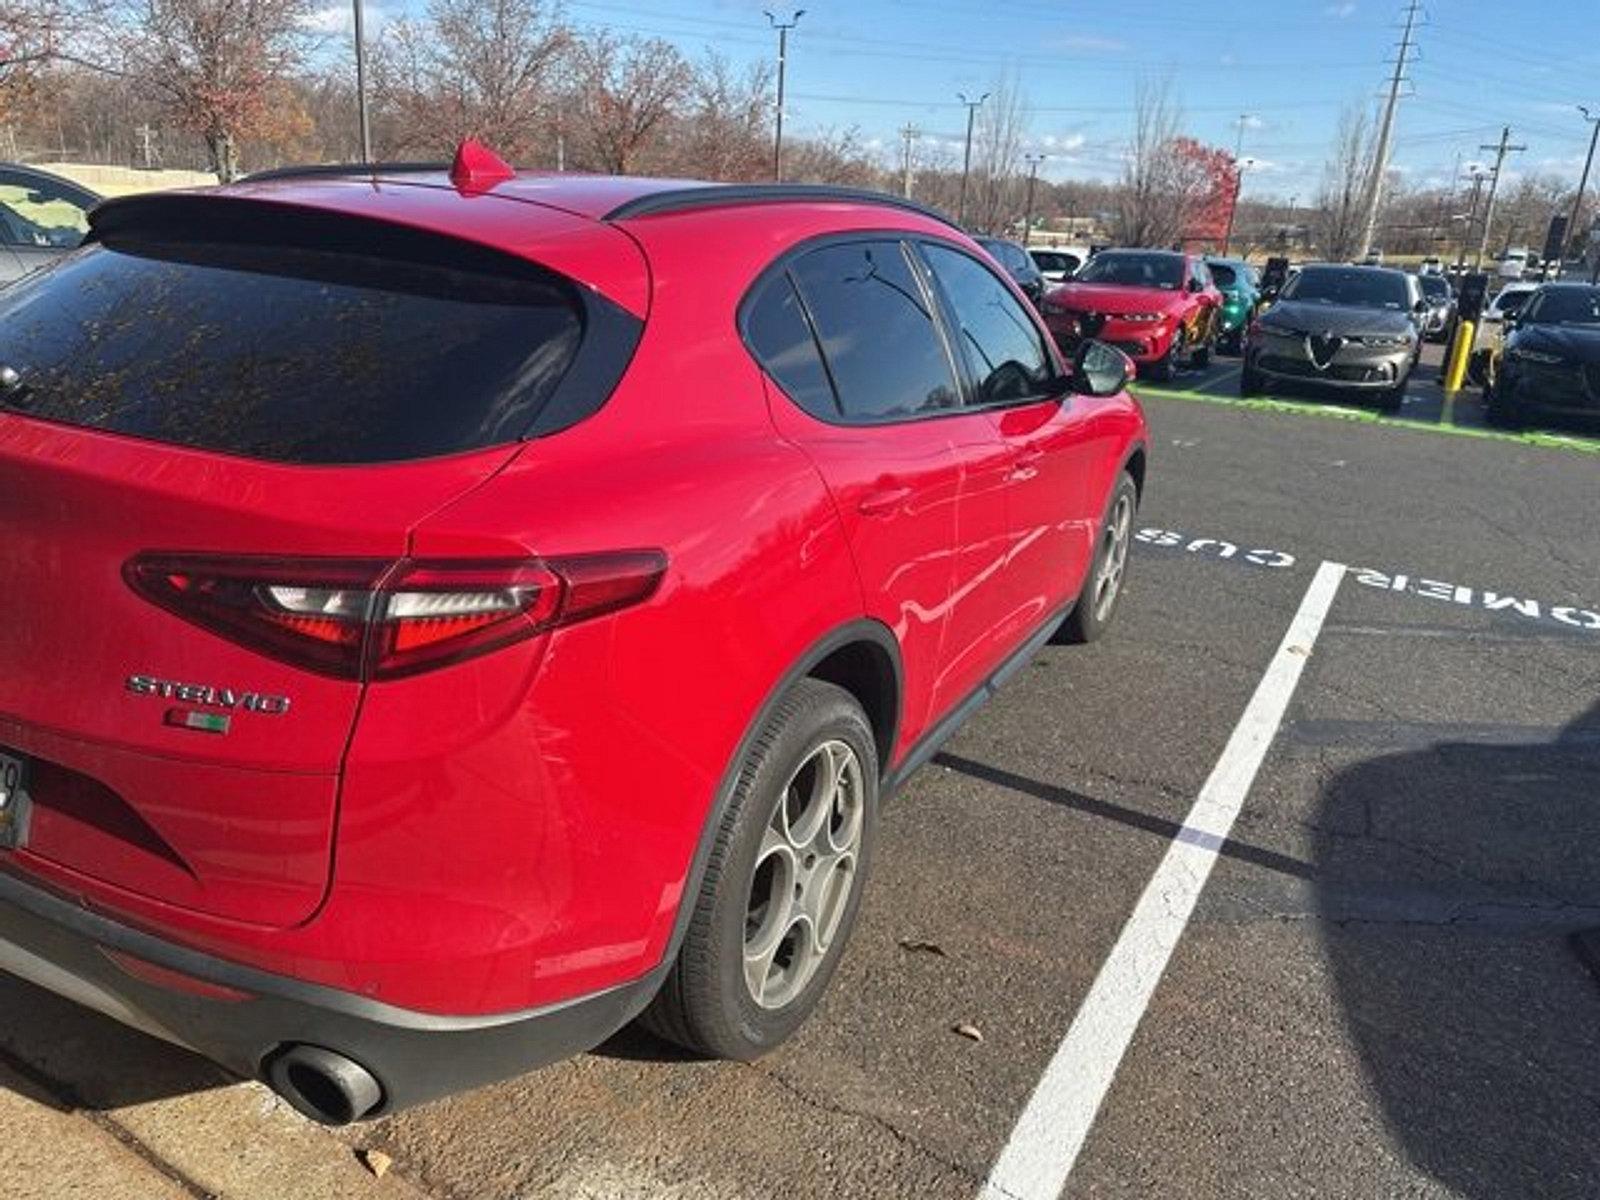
[598, 183, 958, 228]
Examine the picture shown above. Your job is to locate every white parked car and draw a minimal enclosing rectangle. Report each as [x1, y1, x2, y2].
[1028, 245, 1090, 283]
[1482, 281, 1538, 324]
[1495, 248, 1531, 280]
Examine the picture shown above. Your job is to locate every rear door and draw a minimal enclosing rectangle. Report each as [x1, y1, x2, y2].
[0, 212, 620, 926]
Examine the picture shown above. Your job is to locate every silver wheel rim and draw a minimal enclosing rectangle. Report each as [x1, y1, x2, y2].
[1091, 492, 1133, 622]
[744, 739, 864, 1010]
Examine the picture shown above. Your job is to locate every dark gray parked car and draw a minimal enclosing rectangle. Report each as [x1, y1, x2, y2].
[974, 235, 1046, 307]
[1241, 264, 1426, 412]
[0, 164, 99, 283]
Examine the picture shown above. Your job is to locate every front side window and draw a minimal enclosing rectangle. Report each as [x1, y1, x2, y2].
[787, 240, 961, 423]
[922, 243, 1052, 405]
[1523, 287, 1600, 326]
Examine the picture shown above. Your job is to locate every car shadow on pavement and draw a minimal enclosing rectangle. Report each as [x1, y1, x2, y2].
[0, 974, 232, 1112]
[1316, 698, 1600, 1199]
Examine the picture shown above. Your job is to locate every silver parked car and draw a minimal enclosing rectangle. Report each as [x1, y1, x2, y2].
[0, 164, 99, 283]
[1241, 264, 1426, 412]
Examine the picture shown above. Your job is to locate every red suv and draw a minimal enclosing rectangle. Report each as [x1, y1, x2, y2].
[1043, 248, 1222, 381]
[0, 144, 1147, 1123]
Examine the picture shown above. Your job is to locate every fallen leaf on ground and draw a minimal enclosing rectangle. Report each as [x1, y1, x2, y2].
[897, 938, 948, 957]
[952, 1022, 984, 1043]
[358, 1149, 393, 1179]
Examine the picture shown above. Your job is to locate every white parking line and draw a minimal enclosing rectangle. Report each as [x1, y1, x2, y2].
[978, 560, 1347, 1200]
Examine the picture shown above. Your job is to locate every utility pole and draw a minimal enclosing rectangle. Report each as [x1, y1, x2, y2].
[1357, 0, 1422, 261]
[352, 0, 372, 163]
[1474, 126, 1525, 269]
[1456, 168, 1488, 270]
[1022, 153, 1046, 245]
[1560, 106, 1600, 278]
[765, 10, 804, 182]
[135, 124, 156, 170]
[899, 124, 919, 198]
[957, 91, 989, 226]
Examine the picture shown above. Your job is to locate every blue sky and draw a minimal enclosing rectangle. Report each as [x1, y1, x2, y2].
[325, 0, 1600, 198]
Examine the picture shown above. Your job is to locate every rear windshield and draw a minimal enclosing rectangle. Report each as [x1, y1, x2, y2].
[0, 234, 589, 464]
[1283, 266, 1409, 310]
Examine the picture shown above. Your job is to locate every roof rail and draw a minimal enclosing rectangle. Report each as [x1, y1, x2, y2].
[238, 161, 450, 184]
[602, 183, 959, 228]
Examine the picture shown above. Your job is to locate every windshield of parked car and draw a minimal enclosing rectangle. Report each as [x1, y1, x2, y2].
[1418, 275, 1451, 300]
[1493, 287, 1534, 316]
[1208, 263, 1238, 288]
[1282, 266, 1410, 310]
[1032, 251, 1078, 273]
[1075, 252, 1184, 290]
[1521, 287, 1600, 326]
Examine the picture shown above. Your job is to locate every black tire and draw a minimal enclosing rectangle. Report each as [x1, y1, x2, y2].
[1191, 336, 1212, 369]
[1376, 375, 1407, 414]
[640, 678, 878, 1060]
[1484, 384, 1523, 429]
[1146, 330, 1182, 383]
[1059, 472, 1138, 645]
[1219, 329, 1243, 356]
[1239, 360, 1264, 397]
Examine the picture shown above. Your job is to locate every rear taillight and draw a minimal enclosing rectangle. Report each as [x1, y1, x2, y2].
[124, 551, 667, 681]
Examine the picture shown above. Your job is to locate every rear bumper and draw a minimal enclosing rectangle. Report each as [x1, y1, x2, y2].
[0, 868, 664, 1119]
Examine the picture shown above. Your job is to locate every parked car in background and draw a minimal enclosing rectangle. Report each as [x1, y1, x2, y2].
[1495, 248, 1531, 280]
[1485, 283, 1600, 428]
[1470, 280, 1540, 385]
[0, 153, 1149, 1124]
[1416, 272, 1456, 342]
[1242, 263, 1425, 412]
[1203, 256, 1260, 354]
[1029, 245, 1090, 283]
[1042, 248, 1223, 381]
[974, 235, 1045, 305]
[0, 163, 99, 282]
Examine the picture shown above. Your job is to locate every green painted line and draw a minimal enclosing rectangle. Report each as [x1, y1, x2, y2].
[1130, 385, 1600, 456]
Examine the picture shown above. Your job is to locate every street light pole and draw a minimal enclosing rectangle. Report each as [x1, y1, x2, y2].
[1457, 169, 1487, 270]
[352, 0, 372, 163]
[957, 91, 988, 227]
[1022, 153, 1046, 245]
[1560, 106, 1600, 279]
[765, 10, 804, 183]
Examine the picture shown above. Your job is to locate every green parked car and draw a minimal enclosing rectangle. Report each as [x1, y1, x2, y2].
[1204, 257, 1260, 355]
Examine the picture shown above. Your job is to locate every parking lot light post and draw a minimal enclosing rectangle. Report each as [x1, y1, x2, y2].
[1022, 153, 1046, 245]
[765, 9, 805, 183]
[352, 0, 372, 163]
[1560, 107, 1600, 279]
[1221, 157, 1253, 258]
[957, 91, 988, 226]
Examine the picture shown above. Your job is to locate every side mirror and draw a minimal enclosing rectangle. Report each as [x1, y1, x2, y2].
[1186, 277, 1203, 293]
[1069, 339, 1134, 397]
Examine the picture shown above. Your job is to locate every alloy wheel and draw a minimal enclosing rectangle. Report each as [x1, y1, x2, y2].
[1092, 492, 1134, 622]
[743, 739, 864, 1010]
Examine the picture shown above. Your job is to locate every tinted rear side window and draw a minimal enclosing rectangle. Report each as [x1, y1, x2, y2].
[742, 271, 839, 419]
[787, 240, 960, 422]
[0, 236, 590, 464]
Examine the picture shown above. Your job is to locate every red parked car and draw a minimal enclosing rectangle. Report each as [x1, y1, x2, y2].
[0, 143, 1148, 1123]
[1042, 248, 1223, 381]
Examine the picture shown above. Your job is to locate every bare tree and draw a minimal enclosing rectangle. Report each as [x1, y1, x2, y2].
[1314, 105, 1374, 261]
[374, 0, 568, 161]
[675, 50, 770, 181]
[567, 31, 691, 174]
[0, 1, 109, 121]
[1113, 76, 1208, 247]
[784, 125, 877, 187]
[970, 72, 1029, 234]
[117, 0, 312, 180]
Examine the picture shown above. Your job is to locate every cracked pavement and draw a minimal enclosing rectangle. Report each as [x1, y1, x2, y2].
[2, 376, 1597, 1199]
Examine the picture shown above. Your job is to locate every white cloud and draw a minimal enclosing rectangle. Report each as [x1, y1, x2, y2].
[304, 3, 392, 37]
[1324, 2, 1357, 17]
[1040, 132, 1088, 153]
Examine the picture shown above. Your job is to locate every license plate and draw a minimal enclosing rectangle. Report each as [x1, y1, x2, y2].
[0, 749, 31, 849]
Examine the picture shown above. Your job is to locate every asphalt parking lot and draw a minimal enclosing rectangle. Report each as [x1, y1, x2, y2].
[2, 351, 1597, 1199]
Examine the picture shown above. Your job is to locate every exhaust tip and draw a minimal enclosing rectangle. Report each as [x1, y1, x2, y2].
[265, 1044, 384, 1125]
